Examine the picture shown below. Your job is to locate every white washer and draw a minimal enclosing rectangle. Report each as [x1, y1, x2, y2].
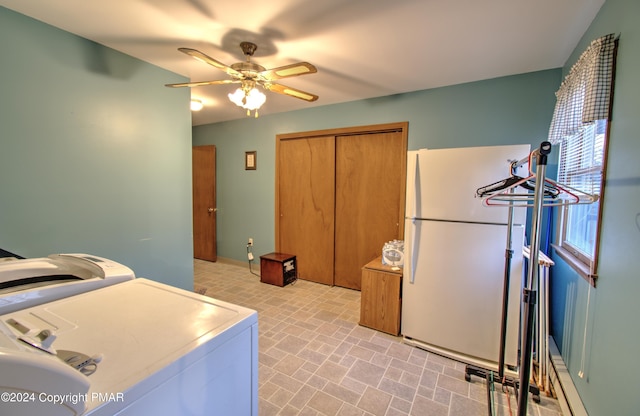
[0, 278, 258, 416]
[0, 253, 135, 315]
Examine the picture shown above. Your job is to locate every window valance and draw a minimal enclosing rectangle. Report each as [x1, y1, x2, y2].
[548, 33, 617, 144]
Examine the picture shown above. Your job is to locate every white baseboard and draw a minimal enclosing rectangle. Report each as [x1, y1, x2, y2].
[548, 337, 588, 416]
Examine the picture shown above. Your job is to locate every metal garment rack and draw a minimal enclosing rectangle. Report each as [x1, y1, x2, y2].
[466, 141, 590, 415]
[465, 145, 544, 415]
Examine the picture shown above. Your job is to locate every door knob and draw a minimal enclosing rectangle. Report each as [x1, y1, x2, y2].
[208, 207, 216, 213]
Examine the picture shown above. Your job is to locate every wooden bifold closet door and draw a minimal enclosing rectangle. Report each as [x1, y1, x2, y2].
[277, 135, 336, 286]
[276, 123, 407, 290]
[334, 131, 406, 289]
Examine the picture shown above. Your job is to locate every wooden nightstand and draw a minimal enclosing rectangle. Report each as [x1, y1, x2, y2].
[359, 256, 402, 336]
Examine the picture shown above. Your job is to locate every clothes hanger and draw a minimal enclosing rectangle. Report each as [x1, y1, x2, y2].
[482, 173, 599, 207]
[475, 152, 560, 199]
[478, 150, 598, 207]
[476, 175, 560, 198]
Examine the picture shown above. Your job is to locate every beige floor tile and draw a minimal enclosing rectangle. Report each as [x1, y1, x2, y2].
[194, 259, 563, 416]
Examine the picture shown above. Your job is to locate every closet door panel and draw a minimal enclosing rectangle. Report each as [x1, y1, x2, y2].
[334, 131, 405, 290]
[278, 136, 335, 285]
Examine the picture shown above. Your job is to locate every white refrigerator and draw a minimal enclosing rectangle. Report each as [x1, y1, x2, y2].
[402, 144, 530, 369]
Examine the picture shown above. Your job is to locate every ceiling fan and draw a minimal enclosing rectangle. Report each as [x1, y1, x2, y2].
[165, 41, 318, 116]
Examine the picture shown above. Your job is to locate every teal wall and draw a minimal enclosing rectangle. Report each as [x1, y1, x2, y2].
[0, 7, 194, 290]
[193, 69, 560, 261]
[548, 0, 640, 414]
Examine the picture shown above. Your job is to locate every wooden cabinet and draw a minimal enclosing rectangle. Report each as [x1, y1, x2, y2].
[276, 123, 407, 290]
[359, 256, 402, 336]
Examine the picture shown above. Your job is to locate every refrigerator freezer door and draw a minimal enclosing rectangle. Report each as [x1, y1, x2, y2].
[402, 219, 524, 367]
[409, 145, 530, 225]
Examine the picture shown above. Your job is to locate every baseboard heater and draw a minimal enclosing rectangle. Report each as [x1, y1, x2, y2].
[548, 337, 588, 416]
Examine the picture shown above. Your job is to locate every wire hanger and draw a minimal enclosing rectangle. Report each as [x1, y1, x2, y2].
[476, 148, 598, 207]
[476, 175, 559, 199]
[475, 150, 560, 199]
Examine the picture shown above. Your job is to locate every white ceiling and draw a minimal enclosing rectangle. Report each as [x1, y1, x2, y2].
[1, 0, 604, 126]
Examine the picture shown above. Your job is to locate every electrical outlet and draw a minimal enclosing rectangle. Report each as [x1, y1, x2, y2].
[248, 238, 253, 246]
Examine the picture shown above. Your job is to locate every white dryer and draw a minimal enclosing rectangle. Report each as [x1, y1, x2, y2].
[0, 278, 258, 416]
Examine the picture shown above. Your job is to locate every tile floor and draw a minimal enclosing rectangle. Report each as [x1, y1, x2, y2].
[194, 259, 562, 416]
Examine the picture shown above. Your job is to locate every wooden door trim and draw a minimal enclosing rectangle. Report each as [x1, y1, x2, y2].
[275, 121, 408, 252]
[276, 122, 408, 142]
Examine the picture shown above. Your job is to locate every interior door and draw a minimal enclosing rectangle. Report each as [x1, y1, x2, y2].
[334, 131, 406, 289]
[192, 145, 217, 261]
[277, 136, 335, 285]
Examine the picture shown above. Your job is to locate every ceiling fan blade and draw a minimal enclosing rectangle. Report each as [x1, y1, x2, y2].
[165, 79, 239, 88]
[259, 62, 317, 80]
[265, 82, 318, 102]
[178, 47, 243, 77]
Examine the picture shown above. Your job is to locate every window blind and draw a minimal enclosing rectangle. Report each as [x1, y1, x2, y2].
[557, 121, 604, 197]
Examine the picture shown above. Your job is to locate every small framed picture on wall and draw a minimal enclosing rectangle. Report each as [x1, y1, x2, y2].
[245, 151, 257, 170]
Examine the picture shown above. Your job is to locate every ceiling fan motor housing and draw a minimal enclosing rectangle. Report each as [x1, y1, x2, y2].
[231, 61, 266, 79]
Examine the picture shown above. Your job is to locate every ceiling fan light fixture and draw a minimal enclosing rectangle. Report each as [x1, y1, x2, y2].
[228, 86, 266, 117]
[190, 99, 204, 111]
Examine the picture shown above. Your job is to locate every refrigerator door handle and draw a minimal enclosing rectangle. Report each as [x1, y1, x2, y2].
[409, 219, 420, 284]
[407, 152, 422, 284]
[413, 153, 421, 219]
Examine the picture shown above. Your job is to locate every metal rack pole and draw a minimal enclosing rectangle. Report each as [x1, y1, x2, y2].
[517, 141, 551, 415]
[498, 197, 515, 379]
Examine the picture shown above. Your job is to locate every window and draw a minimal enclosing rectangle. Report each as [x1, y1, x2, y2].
[555, 120, 608, 280]
[548, 34, 618, 285]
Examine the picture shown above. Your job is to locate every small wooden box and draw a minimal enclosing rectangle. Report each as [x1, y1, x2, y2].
[259, 252, 297, 287]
